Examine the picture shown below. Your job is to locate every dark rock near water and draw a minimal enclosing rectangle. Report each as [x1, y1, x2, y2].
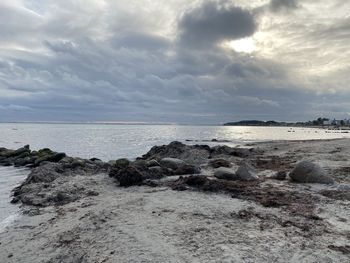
[114, 166, 144, 187]
[141, 141, 210, 165]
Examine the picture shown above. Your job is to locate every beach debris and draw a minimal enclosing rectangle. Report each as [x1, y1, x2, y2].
[289, 161, 335, 184]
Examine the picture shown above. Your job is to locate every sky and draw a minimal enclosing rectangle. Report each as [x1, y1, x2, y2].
[0, 0, 350, 124]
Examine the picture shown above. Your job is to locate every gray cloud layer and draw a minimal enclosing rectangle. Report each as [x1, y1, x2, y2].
[0, 0, 349, 124]
[178, 2, 257, 48]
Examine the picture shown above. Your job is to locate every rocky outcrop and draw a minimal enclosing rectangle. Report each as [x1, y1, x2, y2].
[141, 141, 260, 166]
[140, 141, 210, 165]
[8, 148, 110, 206]
[289, 161, 335, 184]
[0, 145, 67, 168]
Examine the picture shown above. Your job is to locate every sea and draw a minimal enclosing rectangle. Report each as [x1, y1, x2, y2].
[1, 123, 350, 232]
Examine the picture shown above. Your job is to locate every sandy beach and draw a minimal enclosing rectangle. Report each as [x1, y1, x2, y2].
[0, 139, 349, 263]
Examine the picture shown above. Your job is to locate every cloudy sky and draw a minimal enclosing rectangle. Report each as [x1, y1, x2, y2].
[0, 0, 349, 124]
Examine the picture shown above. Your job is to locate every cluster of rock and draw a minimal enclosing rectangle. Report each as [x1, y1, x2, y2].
[0, 145, 66, 167]
[109, 157, 200, 187]
[108, 141, 335, 187]
[0, 141, 337, 208]
[0, 145, 109, 206]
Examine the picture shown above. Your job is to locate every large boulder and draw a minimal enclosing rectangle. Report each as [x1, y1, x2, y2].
[214, 167, 237, 180]
[160, 158, 186, 170]
[236, 163, 259, 181]
[289, 161, 334, 184]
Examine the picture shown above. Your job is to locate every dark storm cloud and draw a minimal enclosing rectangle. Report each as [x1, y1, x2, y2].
[178, 1, 257, 48]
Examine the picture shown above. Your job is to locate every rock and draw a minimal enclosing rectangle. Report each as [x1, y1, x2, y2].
[33, 151, 66, 166]
[210, 146, 255, 158]
[289, 161, 334, 184]
[214, 167, 238, 180]
[146, 159, 160, 167]
[174, 164, 200, 175]
[209, 158, 232, 168]
[70, 159, 86, 169]
[113, 158, 130, 169]
[14, 151, 30, 160]
[7, 145, 31, 157]
[236, 163, 259, 181]
[48, 152, 66, 162]
[131, 160, 148, 171]
[0, 158, 14, 166]
[145, 166, 169, 179]
[183, 175, 208, 187]
[337, 184, 350, 191]
[160, 158, 186, 170]
[141, 141, 210, 165]
[272, 171, 287, 180]
[48, 191, 78, 206]
[115, 166, 143, 187]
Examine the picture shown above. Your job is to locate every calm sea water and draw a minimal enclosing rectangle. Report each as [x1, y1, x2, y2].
[0, 123, 350, 232]
[0, 123, 349, 161]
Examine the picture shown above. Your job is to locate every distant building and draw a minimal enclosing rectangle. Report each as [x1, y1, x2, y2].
[328, 118, 350, 126]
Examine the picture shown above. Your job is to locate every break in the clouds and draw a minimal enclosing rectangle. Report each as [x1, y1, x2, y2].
[0, 0, 350, 124]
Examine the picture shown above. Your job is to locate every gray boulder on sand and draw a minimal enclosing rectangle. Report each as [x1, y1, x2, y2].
[214, 167, 237, 180]
[236, 163, 259, 181]
[214, 163, 259, 181]
[289, 161, 335, 184]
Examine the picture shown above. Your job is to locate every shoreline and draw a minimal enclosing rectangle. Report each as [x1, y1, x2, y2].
[0, 139, 349, 262]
